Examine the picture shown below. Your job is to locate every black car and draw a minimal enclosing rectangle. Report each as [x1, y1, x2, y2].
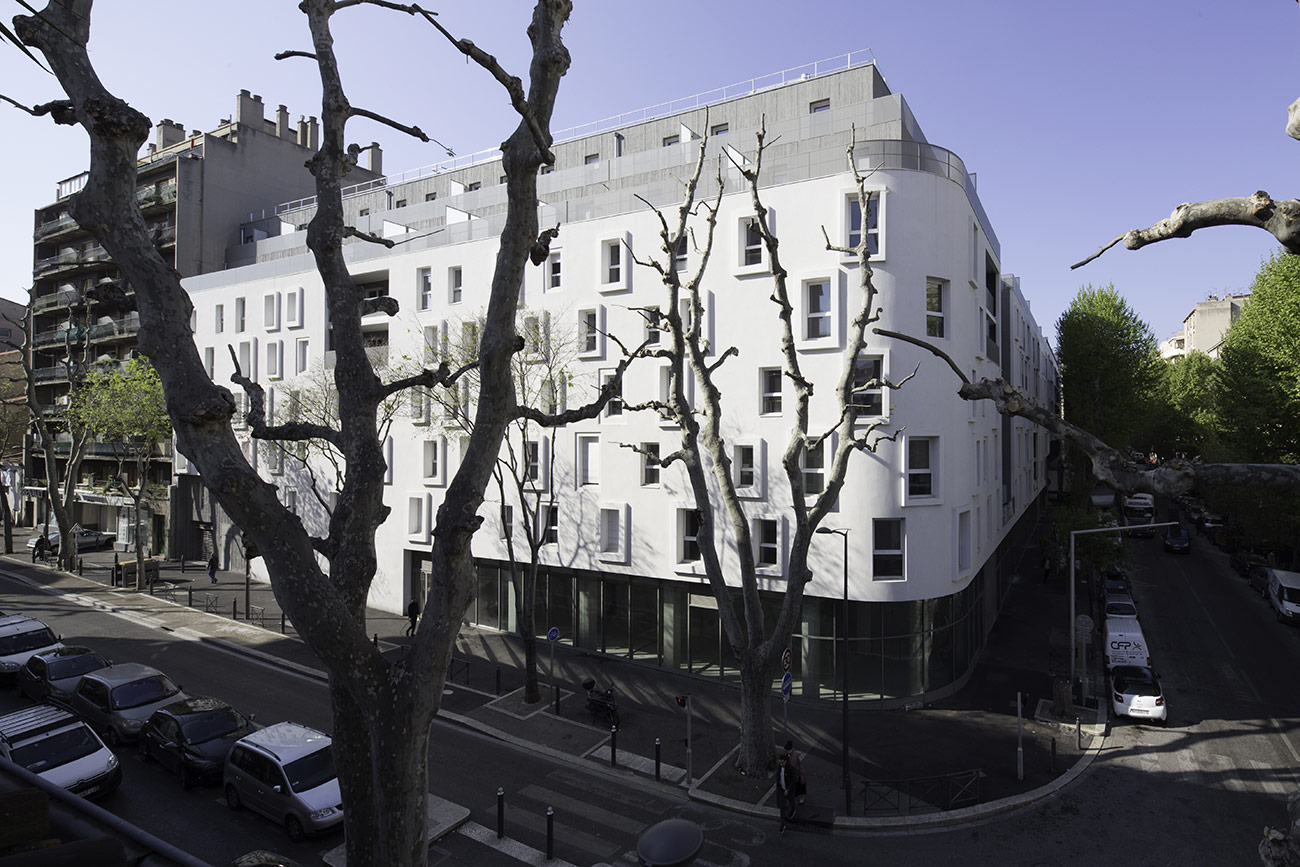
[138, 696, 255, 788]
[1230, 549, 1266, 577]
[1163, 526, 1191, 554]
[16, 645, 111, 706]
[1099, 568, 1131, 598]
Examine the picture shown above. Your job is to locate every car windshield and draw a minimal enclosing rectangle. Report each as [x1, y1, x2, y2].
[0, 628, 58, 655]
[47, 653, 108, 680]
[179, 709, 249, 744]
[1107, 603, 1136, 615]
[110, 675, 180, 710]
[1169, 529, 1187, 541]
[1283, 586, 1300, 604]
[11, 727, 102, 772]
[283, 745, 337, 793]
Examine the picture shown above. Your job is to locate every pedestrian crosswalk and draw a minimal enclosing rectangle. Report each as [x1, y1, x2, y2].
[1119, 739, 1298, 800]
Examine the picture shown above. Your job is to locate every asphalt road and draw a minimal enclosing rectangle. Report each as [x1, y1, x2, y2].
[3, 518, 1299, 867]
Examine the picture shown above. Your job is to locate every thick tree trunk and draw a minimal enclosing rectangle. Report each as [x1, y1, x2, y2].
[331, 678, 434, 867]
[522, 561, 539, 703]
[735, 647, 776, 777]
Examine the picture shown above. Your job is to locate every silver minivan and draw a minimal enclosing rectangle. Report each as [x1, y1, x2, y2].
[223, 722, 343, 841]
[0, 615, 62, 684]
[1268, 568, 1300, 624]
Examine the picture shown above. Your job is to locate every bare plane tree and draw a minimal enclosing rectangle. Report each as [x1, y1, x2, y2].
[11, 2, 575, 865]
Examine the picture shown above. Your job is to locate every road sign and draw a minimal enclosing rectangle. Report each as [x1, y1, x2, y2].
[781, 672, 792, 702]
[781, 647, 791, 672]
[547, 626, 559, 642]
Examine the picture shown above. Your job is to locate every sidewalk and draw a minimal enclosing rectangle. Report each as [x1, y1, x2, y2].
[1, 523, 1106, 833]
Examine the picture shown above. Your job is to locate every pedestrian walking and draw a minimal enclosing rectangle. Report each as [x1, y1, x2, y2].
[784, 740, 807, 804]
[1041, 555, 1051, 583]
[208, 553, 219, 584]
[405, 596, 420, 637]
[776, 754, 798, 833]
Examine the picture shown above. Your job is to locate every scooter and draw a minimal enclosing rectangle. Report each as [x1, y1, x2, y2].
[582, 678, 620, 730]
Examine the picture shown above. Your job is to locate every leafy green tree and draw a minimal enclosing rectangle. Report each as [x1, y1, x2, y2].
[1216, 252, 1300, 464]
[1055, 284, 1163, 498]
[67, 357, 171, 587]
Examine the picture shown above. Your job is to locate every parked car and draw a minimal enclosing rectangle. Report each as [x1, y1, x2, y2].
[17, 645, 111, 706]
[0, 704, 121, 799]
[1163, 526, 1191, 554]
[1104, 616, 1149, 669]
[224, 722, 344, 841]
[0, 616, 62, 685]
[1110, 665, 1167, 723]
[1248, 565, 1272, 596]
[25, 527, 116, 553]
[1197, 512, 1226, 537]
[70, 663, 187, 745]
[1104, 595, 1139, 619]
[1099, 570, 1131, 600]
[139, 696, 257, 788]
[1231, 549, 1267, 577]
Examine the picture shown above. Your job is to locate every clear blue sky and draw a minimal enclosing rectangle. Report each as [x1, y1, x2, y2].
[2, 0, 1296, 347]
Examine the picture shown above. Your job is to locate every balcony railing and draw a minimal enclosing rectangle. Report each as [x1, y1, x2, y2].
[34, 213, 78, 242]
[32, 364, 69, 383]
[32, 289, 80, 313]
[33, 245, 111, 277]
[32, 326, 86, 349]
[88, 315, 141, 342]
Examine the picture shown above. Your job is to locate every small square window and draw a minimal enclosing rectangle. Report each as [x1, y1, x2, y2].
[203, 347, 215, 379]
[359, 208, 370, 217]
[735, 445, 755, 489]
[265, 340, 282, 381]
[584, 153, 599, 165]
[448, 267, 463, 304]
[598, 503, 629, 564]
[678, 509, 702, 564]
[805, 281, 831, 340]
[542, 505, 558, 545]
[548, 251, 562, 291]
[801, 439, 826, 495]
[907, 436, 938, 498]
[578, 307, 603, 358]
[601, 369, 623, 418]
[395, 199, 407, 208]
[465, 181, 481, 192]
[873, 518, 904, 580]
[643, 306, 661, 345]
[425, 192, 437, 202]
[755, 518, 779, 568]
[234, 297, 246, 333]
[673, 236, 688, 273]
[577, 434, 600, 486]
[809, 98, 830, 113]
[295, 338, 310, 374]
[662, 134, 679, 147]
[743, 219, 762, 266]
[423, 439, 443, 484]
[418, 267, 433, 311]
[852, 354, 884, 417]
[710, 122, 729, 136]
[214, 304, 225, 334]
[606, 242, 621, 284]
[500, 505, 513, 541]
[846, 196, 881, 256]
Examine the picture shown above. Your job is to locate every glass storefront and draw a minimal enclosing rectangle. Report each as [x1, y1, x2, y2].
[462, 557, 993, 705]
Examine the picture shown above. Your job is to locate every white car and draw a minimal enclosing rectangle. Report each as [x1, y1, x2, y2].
[1103, 594, 1138, 619]
[1110, 665, 1167, 723]
[0, 616, 63, 684]
[0, 704, 121, 800]
[26, 527, 116, 552]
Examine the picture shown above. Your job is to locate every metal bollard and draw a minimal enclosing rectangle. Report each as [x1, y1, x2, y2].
[281, 613, 287, 634]
[187, 587, 192, 607]
[181, 558, 186, 573]
[1076, 716, 1082, 750]
[554, 683, 560, 716]
[373, 633, 379, 648]
[655, 738, 661, 782]
[495, 665, 501, 696]
[77, 558, 83, 576]
[610, 726, 617, 767]
[1051, 737, 1057, 774]
[496, 787, 505, 839]
[546, 806, 554, 860]
[232, 600, 238, 620]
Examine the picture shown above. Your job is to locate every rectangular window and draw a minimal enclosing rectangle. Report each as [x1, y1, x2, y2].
[802, 439, 826, 495]
[264, 293, 280, 331]
[579, 308, 599, 355]
[710, 122, 729, 136]
[285, 488, 297, 514]
[265, 341, 282, 380]
[735, 445, 755, 489]
[500, 505, 513, 541]
[234, 297, 246, 333]
[295, 338, 310, 374]
[449, 266, 463, 304]
[410, 389, 430, 425]
[418, 267, 433, 310]
[809, 98, 831, 113]
[464, 181, 481, 192]
[577, 435, 599, 486]
[423, 439, 441, 482]
[214, 304, 224, 334]
[601, 369, 622, 418]
[760, 368, 782, 415]
[425, 192, 437, 202]
[958, 510, 972, 573]
[599, 506, 625, 559]
[907, 437, 937, 498]
[286, 289, 302, 328]
[359, 208, 370, 217]
[755, 519, 779, 568]
[584, 153, 599, 165]
[662, 134, 679, 147]
[548, 252, 562, 291]
[926, 279, 947, 338]
[679, 509, 701, 563]
[641, 443, 660, 486]
[604, 240, 621, 285]
[525, 440, 541, 483]
[408, 497, 424, 535]
[852, 354, 883, 416]
[847, 197, 881, 256]
[674, 236, 688, 273]
[395, 199, 406, 208]
[742, 218, 762, 266]
[203, 347, 215, 379]
[805, 280, 831, 340]
[543, 505, 558, 545]
[873, 519, 904, 580]
[629, 309, 653, 352]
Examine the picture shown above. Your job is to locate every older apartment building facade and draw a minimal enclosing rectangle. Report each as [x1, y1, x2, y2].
[24, 91, 380, 556]
[184, 57, 1058, 705]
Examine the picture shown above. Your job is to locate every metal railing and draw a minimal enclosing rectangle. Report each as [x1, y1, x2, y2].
[859, 769, 984, 815]
[34, 245, 111, 275]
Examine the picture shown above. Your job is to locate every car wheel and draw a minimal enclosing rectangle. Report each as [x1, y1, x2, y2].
[104, 728, 120, 748]
[180, 765, 195, 790]
[137, 737, 151, 762]
[225, 784, 242, 811]
[285, 815, 305, 842]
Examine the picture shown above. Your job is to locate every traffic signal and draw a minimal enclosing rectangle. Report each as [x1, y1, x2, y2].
[675, 695, 687, 708]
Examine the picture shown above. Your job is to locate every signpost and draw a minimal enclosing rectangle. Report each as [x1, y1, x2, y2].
[547, 627, 559, 714]
[780, 647, 792, 733]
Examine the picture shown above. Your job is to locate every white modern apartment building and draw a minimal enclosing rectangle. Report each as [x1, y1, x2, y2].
[183, 55, 1058, 705]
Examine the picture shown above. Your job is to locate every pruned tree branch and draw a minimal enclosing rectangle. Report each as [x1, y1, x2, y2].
[274, 49, 318, 61]
[872, 327, 969, 384]
[359, 296, 399, 317]
[227, 345, 341, 446]
[343, 226, 397, 249]
[1073, 191, 1300, 268]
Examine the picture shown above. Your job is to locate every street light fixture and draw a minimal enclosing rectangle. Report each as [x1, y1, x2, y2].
[815, 526, 852, 817]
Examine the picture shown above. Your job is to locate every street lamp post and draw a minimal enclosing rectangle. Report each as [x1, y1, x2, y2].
[816, 526, 851, 817]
